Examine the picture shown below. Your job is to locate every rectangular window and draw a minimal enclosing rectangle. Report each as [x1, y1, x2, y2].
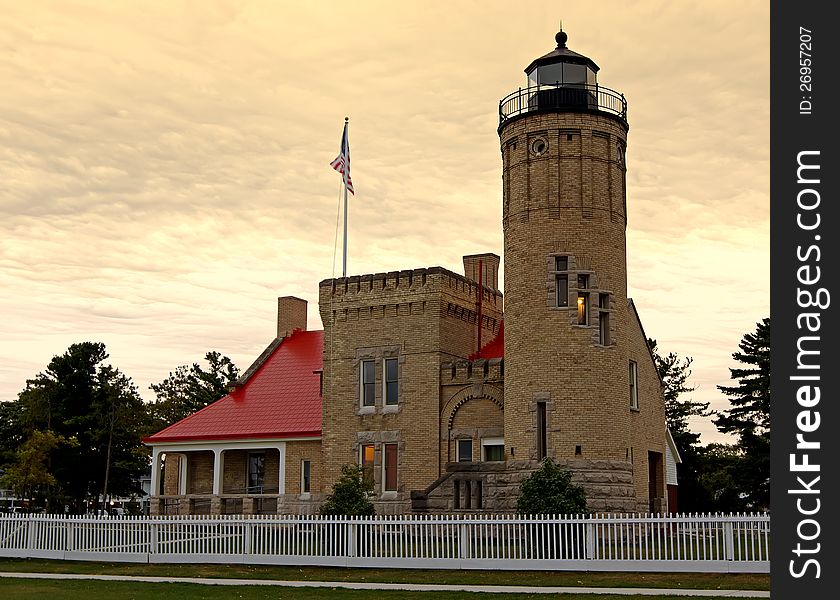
[361, 360, 375, 406]
[247, 453, 265, 494]
[555, 256, 568, 307]
[599, 293, 610, 345]
[383, 443, 398, 492]
[457, 439, 473, 462]
[360, 444, 375, 485]
[629, 360, 639, 410]
[384, 358, 398, 405]
[301, 459, 311, 494]
[536, 402, 547, 460]
[482, 438, 505, 462]
[577, 292, 589, 324]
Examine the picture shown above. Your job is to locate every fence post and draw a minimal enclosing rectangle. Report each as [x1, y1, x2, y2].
[243, 519, 252, 556]
[346, 518, 357, 558]
[585, 518, 596, 560]
[149, 519, 158, 562]
[65, 519, 73, 553]
[724, 520, 735, 561]
[25, 516, 35, 558]
[458, 519, 469, 560]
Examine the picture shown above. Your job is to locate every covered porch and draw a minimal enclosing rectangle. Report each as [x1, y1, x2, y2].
[148, 440, 314, 515]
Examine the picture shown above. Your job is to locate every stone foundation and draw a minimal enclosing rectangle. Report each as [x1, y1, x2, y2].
[413, 459, 638, 514]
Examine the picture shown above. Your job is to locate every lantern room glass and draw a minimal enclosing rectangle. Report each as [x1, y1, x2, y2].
[526, 64, 597, 88]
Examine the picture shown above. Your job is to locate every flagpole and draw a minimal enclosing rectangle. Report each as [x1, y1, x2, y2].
[342, 116, 349, 277]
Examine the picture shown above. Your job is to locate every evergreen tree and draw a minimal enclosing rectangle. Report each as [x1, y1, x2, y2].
[647, 338, 711, 511]
[149, 351, 239, 428]
[320, 465, 376, 516]
[516, 459, 587, 515]
[713, 318, 770, 510]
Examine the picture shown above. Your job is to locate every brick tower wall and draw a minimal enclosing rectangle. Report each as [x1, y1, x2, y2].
[500, 110, 666, 511]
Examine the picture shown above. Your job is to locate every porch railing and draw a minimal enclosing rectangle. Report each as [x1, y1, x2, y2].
[0, 512, 768, 572]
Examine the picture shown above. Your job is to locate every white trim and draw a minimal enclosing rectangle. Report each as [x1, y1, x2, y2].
[212, 449, 224, 496]
[146, 438, 319, 451]
[150, 447, 162, 498]
[178, 454, 187, 495]
[277, 443, 286, 495]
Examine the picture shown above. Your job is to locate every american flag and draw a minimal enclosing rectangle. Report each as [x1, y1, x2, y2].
[329, 120, 354, 194]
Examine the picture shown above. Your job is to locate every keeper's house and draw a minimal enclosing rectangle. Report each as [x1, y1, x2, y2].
[144, 30, 679, 516]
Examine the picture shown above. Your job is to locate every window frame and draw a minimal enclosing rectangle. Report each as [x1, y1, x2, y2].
[301, 459, 311, 495]
[246, 452, 266, 494]
[481, 437, 505, 462]
[383, 443, 398, 492]
[360, 444, 375, 486]
[554, 256, 569, 308]
[598, 293, 611, 345]
[384, 357, 399, 406]
[360, 359, 375, 407]
[577, 274, 590, 325]
[456, 438, 473, 463]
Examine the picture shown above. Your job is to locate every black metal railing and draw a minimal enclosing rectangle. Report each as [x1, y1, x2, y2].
[499, 83, 627, 125]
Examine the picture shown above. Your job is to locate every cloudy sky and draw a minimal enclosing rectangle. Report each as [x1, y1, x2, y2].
[0, 1, 768, 444]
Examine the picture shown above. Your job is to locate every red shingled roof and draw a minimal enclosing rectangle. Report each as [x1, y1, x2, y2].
[144, 329, 323, 443]
[470, 321, 504, 360]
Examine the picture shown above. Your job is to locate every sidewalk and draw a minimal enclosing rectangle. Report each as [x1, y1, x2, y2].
[0, 571, 770, 597]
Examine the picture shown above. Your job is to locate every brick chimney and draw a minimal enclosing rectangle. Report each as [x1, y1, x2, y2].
[463, 253, 500, 290]
[277, 296, 307, 338]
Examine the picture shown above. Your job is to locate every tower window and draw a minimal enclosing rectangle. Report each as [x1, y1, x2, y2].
[577, 292, 589, 324]
[554, 256, 569, 307]
[536, 402, 547, 460]
[577, 274, 589, 323]
[629, 361, 639, 410]
[599, 293, 611, 345]
[531, 138, 548, 156]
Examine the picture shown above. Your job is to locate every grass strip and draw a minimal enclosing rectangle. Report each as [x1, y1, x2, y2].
[0, 558, 768, 590]
[0, 578, 759, 600]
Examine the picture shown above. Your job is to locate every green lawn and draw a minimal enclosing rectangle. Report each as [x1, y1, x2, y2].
[0, 558, 769, 591]
[0, 578, 757, 600]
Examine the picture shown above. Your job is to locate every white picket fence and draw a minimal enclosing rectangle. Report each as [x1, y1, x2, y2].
[0, 512, 769, 572]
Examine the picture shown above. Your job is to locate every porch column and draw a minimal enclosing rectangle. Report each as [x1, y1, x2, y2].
[150, 447, 162, 497]
[178, 453, 188, 495]
[213, 448, 225, 496]
[277, 443, 286, 495]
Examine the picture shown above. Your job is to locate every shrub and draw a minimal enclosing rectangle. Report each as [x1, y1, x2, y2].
[516, 458, 587, 515]
[319, 464, 376, 516]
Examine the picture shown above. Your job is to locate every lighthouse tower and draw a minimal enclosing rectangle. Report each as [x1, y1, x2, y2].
[499, 31, 667, 513]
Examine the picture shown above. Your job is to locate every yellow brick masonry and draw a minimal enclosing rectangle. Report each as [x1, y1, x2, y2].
[499, 110, 667, 510]
[319, 269, 502, 511]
